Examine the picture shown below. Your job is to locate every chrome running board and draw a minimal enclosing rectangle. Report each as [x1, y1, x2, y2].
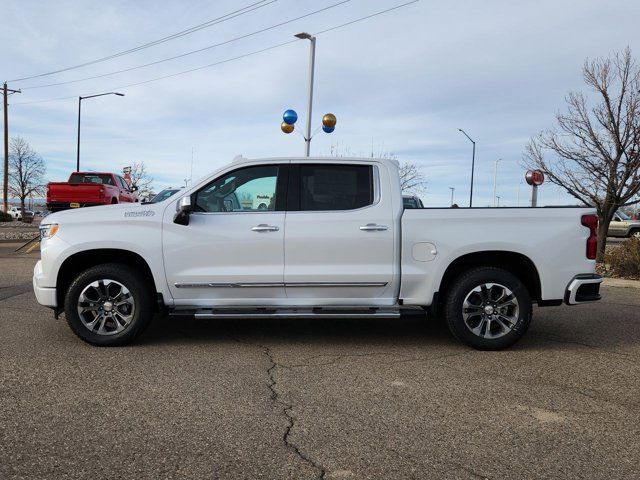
[169, 307, 401, 320]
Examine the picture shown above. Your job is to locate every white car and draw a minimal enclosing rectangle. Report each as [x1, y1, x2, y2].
[8, 207, 34, 220]
[33, 156, 602, 349]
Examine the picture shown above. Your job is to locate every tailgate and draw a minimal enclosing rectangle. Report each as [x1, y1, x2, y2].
[48, 183, 105, 203]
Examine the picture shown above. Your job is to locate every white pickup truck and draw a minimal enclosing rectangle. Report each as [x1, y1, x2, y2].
[33, 157, 602, 349]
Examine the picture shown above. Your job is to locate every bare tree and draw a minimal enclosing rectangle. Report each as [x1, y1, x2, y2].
[326, 142, 427, 195]
[8, 137, 46, 217]
[398, 161, 426, 194]
[129, 162, 154, 199]
[524, 48, 640, 260]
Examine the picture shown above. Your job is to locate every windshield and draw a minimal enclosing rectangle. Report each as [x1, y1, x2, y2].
[617, 211, 630, 220]
[150, 189, 179, 203]
[69, 173, 114, 185]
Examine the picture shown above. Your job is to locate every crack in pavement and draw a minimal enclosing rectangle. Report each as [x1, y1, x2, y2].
[226, 330, 327, 480]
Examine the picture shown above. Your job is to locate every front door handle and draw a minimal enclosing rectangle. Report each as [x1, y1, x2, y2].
[251, 224, 280, 232]
[359, 223, 388, 232]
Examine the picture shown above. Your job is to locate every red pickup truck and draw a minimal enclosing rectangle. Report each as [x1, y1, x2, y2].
[46, 172, 138, 212]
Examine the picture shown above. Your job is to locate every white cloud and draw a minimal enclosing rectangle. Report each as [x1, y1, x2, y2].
[2, 0, 639, 204]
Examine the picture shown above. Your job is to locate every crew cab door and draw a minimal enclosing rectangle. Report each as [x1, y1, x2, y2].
[283, 162, 397, 305]
[162, 163, 288, 306]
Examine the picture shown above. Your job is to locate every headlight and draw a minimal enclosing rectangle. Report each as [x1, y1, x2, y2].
[39, 223, 59, 240]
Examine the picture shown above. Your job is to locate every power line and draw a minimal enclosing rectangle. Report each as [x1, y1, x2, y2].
[20, 0, 352, 91]
[12, 0, 421, 106]
[8, 0, 276, 82]
[314, 0, 419, 35]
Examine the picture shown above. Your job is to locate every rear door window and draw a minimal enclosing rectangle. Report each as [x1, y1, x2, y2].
[291, 164, 374, 211]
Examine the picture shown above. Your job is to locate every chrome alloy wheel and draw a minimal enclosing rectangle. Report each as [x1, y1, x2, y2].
[462, 283, 520, 339]
[77, 279, 135, 336]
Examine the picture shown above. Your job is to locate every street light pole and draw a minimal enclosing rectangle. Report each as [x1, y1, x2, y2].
[295, 32, 316, 157]
[517, 181, 522, 206]
[492, 158, 502, 207]
[458, 129, 476, 207]
[76, 92, 125, 172]
[449, 187, 455, 206]
[76, 98, 82, 172]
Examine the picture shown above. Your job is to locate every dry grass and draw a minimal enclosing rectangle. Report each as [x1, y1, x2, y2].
[601, 237, 640, 280]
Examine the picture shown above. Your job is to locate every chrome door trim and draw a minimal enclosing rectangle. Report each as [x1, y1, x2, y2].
[175, 282, 283, 289]
[174, 281, 388, 289]
[286, 282, 388, 287]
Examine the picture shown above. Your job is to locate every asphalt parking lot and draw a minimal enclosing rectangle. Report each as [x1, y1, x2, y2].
[1, 242, 639, 479]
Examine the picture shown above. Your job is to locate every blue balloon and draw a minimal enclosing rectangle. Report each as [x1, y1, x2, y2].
[322, 124, 335, 134]
[283, 109, 298, 125]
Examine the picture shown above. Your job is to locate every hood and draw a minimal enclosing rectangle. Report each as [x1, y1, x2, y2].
[43, 202, 166, 225]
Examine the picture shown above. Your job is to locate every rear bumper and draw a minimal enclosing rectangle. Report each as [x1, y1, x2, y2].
[565, 274, 602, 305]
[47, 202, 105, 211]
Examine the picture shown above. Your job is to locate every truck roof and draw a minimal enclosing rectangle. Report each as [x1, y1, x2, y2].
[233, 156, 400, 167]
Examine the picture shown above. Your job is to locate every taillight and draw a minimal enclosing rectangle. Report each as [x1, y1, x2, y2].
[581, 214, 598, 260]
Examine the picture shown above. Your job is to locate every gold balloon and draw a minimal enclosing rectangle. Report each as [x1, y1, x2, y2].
[322, 113, 337, 128]
[281, 122, 294, 134]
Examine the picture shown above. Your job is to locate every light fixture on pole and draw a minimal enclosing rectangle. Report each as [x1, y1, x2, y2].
[458, 128, 476, 207]
[295, 32, 316, 157]
[76, 92, 125, 172]
[493, 158, 502, 207]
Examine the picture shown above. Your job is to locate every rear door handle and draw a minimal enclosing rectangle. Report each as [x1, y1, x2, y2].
[359, 223, 388, 231]
[251, 224, 280, 232]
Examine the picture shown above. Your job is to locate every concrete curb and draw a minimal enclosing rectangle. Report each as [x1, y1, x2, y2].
[603, 277, 640, 289]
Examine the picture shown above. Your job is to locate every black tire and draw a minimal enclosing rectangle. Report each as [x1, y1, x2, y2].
[64, 263, 154, 346]
[444, 267, 532, 350]
[629, 229, 640, 239]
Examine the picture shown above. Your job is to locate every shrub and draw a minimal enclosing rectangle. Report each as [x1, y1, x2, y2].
[0, 211, 13, 223]
[603, 237, 640, 279]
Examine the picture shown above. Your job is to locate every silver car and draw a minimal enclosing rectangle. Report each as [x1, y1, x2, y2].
[608, 211, 640, 238]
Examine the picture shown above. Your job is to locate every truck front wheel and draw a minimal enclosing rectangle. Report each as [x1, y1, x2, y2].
[443, 267, 532, 350]
[64, 263, 154, 346]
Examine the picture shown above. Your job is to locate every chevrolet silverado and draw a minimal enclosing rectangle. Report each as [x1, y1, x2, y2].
[34, 157, 602, 349]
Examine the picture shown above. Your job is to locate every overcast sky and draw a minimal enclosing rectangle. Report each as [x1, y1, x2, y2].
[2, 0, 639, 206]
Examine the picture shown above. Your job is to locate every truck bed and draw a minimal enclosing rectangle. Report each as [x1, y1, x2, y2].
[399, 206, 596, 306]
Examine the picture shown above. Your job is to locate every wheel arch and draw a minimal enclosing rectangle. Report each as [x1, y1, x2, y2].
[436, 250, 542, 305]
[56, 249, 157, 308]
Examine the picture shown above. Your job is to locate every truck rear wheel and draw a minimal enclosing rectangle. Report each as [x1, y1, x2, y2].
[64, 263, 154, 346]
[443, 267, 532, 350]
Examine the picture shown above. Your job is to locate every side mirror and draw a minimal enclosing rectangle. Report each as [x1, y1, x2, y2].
[174, 196, 193, 225]
[179, 196, 193, 213]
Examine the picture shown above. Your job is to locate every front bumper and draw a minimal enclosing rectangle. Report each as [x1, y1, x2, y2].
[565, 274, 602, 305]
[33, 261, 57, 307]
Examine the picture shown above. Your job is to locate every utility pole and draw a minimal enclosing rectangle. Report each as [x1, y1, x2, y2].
[3, 82, 21, 213]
